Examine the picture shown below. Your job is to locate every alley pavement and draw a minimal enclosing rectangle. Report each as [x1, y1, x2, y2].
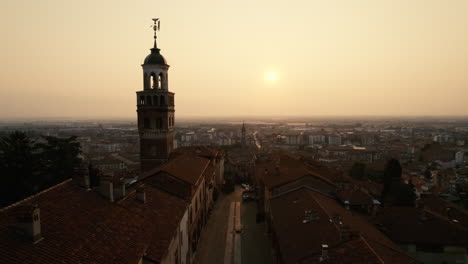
[194, 186, 274, 264]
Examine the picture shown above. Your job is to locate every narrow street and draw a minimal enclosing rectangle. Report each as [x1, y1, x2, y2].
[194, 186, 274, 264]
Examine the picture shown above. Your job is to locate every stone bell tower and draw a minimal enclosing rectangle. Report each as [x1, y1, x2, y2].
[137, 18, 175, 174]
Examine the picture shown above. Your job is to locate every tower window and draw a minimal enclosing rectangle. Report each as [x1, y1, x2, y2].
[160, 96, 165, 106]
[150, 73, 157, 89]
[147, 96, 152, 106]
[140, 96, 145, 105]
[158, 74, 163, 89]
[144, 73, 148, 90]
[144, 118, 150, 129]
[154, 95, 159, 106]
[157, 118, 163, 129]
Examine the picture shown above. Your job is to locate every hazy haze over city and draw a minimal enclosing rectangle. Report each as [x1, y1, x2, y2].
[1, 0, 468, 119]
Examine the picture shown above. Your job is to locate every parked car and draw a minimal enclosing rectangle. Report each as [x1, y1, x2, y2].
[242, 190, 256, 202]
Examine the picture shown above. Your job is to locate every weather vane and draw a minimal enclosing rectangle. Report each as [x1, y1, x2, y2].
[152, 18, 160, 37]
[151, 18, 161, 49]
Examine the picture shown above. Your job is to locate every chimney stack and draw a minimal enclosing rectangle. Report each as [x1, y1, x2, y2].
[100, 173, 114, 202]
[75, 161, 91, 190]
[136, 185, 146, 203]
[113, 178, 126, 200]
[17, 204, 42, 243]
[320, 244, 328, 261]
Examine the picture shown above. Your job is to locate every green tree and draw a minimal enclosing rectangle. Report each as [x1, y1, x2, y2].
[0, 131, 40, 206]
[35, 136, 81, 187]
[381, 158, 416, 207]
[0, 132, 82, 207]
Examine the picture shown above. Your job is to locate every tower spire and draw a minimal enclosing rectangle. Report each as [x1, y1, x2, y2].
[152, 18, 160, 49]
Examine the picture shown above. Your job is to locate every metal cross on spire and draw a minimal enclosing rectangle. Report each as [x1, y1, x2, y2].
[152, 18, 161, 49]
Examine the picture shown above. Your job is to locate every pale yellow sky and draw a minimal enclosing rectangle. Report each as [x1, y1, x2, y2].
[1, 0, 467, 119]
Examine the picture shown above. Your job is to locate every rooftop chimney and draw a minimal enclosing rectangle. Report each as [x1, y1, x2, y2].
[320, 244, 328, 261]
[74, 161, 91, 190]
[17, 204, 42, 243]
[136, 185, 146, 203]
[100, 174, 114, 202]
[113, 178, 126, 200]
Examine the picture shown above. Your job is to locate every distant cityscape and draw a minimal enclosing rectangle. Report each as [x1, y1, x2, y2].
[1, 116, 467, 204]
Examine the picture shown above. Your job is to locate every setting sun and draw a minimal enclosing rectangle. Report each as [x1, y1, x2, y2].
[265, 71, 277, 83]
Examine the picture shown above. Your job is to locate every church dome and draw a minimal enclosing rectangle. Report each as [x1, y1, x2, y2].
[144, 48, 167, 65]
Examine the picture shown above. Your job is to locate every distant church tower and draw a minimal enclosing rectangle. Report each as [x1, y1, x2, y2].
[241, 122, 246, 148]
[137, 19, 175, 174]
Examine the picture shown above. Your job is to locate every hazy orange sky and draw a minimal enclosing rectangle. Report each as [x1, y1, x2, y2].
[1, 0, 468, 119]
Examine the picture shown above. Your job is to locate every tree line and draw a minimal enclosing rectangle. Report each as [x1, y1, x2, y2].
[0, 131, 81, 207]
[349, 159, 416, 207]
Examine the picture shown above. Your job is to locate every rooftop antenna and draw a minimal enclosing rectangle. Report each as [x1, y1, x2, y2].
[152, 18, 160, 49]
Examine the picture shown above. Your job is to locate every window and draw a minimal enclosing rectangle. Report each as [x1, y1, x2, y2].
[158, 73, 163, 89]
[143, 73, 148, 89]
[160, 96, 165, 106]
[144, 118, 150, 129]
[139, 96, 145, 105]
[150, 73, 156, 89]
[157, 118, 162, 129]
[147, 96, 152, 105]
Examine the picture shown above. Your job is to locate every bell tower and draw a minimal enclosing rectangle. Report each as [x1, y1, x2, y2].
[137, 18, 175, 174]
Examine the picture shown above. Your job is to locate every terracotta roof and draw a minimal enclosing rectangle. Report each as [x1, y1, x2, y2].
[336, 189, 375, 205]
[270, 187, 418, 264]
[299, 238, 382, 264]
[171, 146, 221, 159]
[0, 179, 187, 264]
[144, 153, 210, 186]
[143, 171, 192, 199]
[257, 154, 336, 191]
[118, 185, 187, 262]
[270, 188, 340, 264]
[420, 194, 468, 227]
[373, 206, 468, 246]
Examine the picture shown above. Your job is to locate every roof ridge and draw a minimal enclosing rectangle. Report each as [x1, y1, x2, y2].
[424, 207, 468, 230]
[305, 169, 337, 186]
[0, 178, 73, 212]
[427, 196, 468, 217]
[306, 190, 342, 233]
[272, 185, 335, 200]
[359, 234, 385, 264]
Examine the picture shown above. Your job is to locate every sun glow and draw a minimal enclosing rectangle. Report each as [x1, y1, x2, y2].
[265, 71, 277, 83]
